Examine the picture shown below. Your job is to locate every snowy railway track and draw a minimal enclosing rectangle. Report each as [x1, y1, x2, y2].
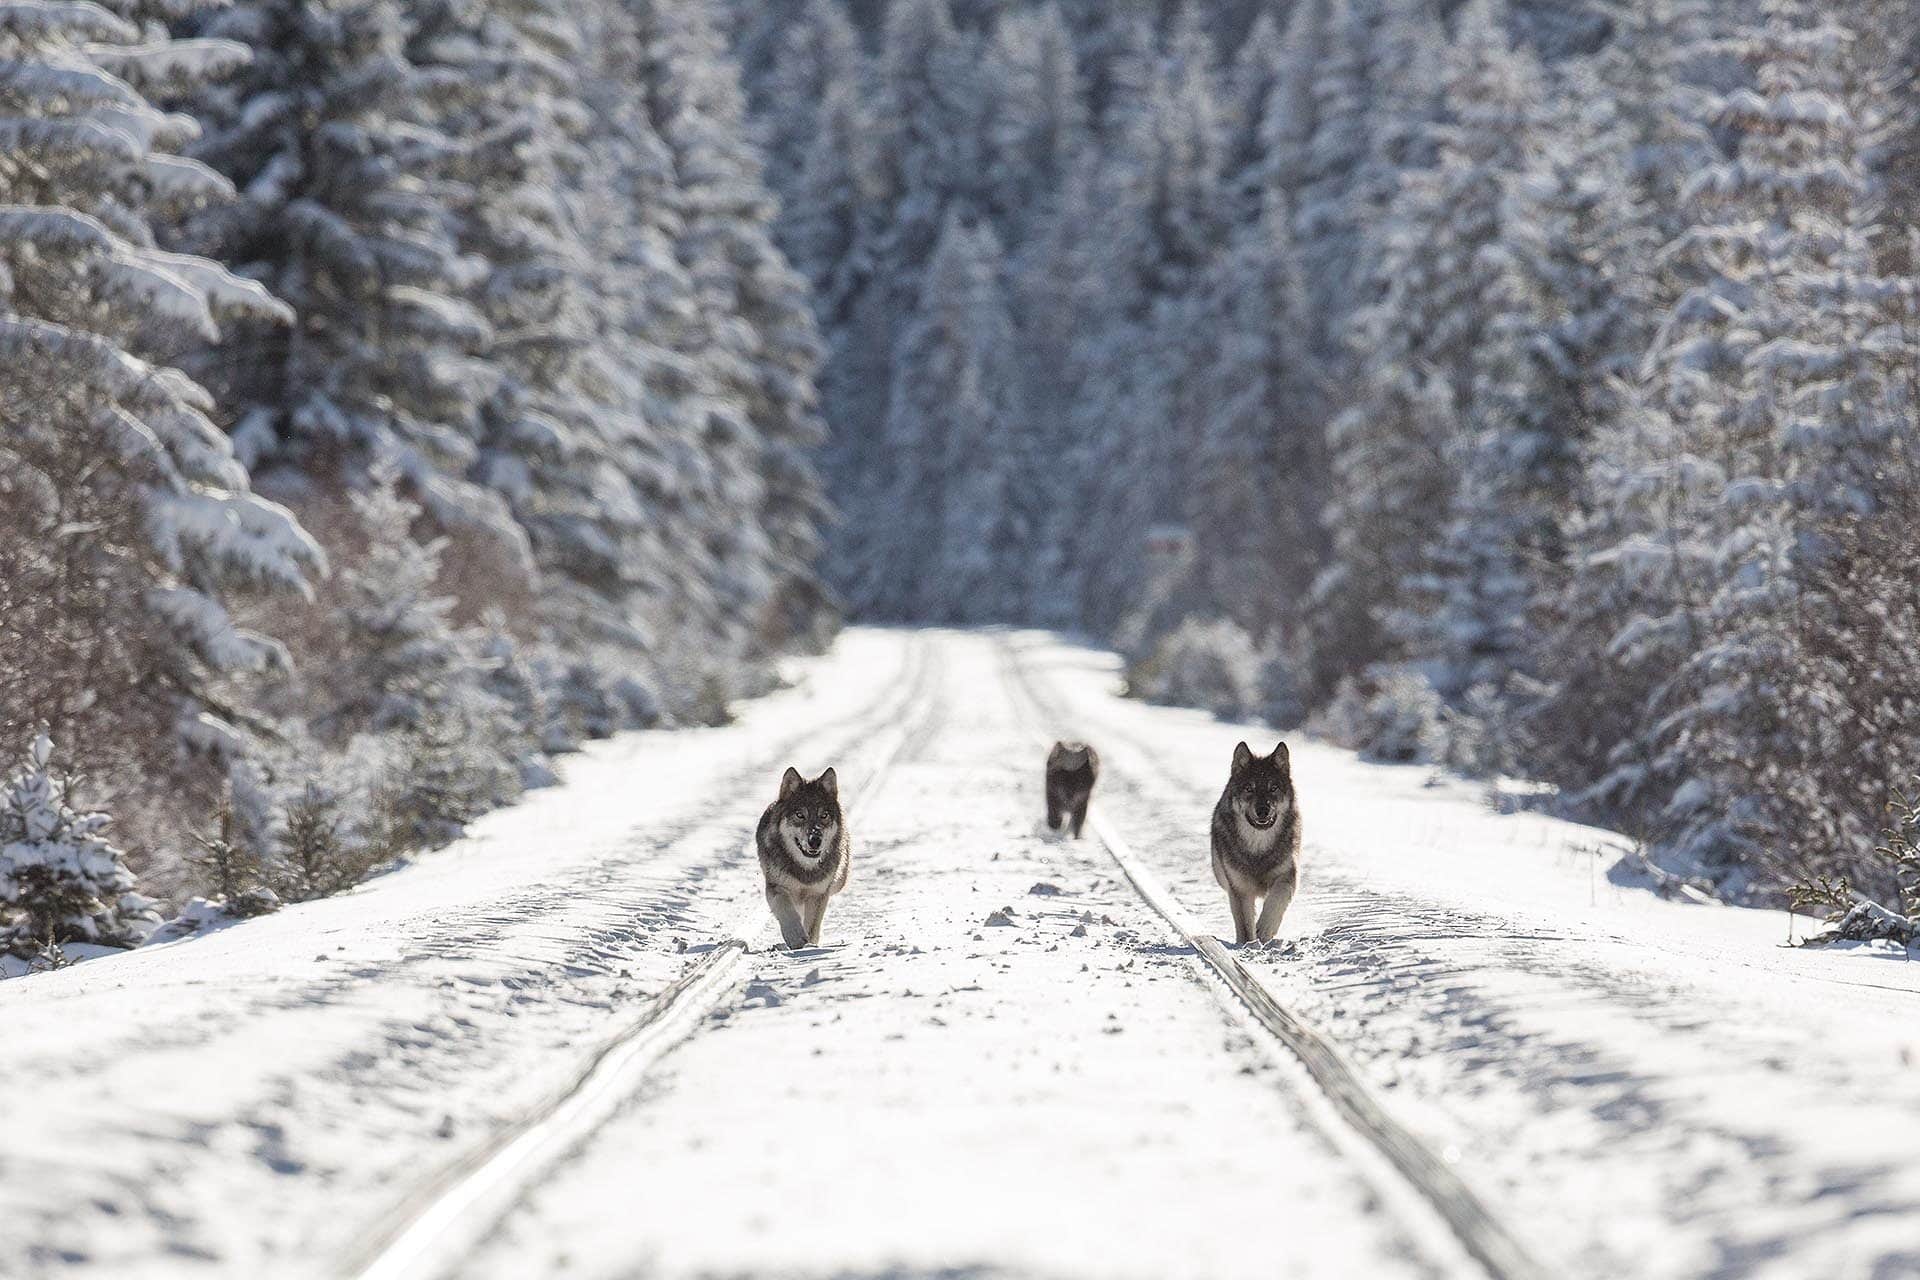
[997, 636, 1548, 1280]
[341, 641, 942, 1280]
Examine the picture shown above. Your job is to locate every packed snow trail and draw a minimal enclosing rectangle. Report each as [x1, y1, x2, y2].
[0, 633, 929, 1275]
[1002, 632, 1920, 1280]
[2, 629, 1917, 1279]
[464, 632, 1461, 1280]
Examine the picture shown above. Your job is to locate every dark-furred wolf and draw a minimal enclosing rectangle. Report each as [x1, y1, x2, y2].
[756, 766, 850, 949]
[1045, 741, 1099, 838]
[1210, 741, 1301, 944]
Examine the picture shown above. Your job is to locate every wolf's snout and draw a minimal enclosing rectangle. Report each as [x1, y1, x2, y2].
[807, 830, 824, 852]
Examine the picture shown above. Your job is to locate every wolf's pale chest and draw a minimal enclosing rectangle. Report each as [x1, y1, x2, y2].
[1237, 812, 1284, 855]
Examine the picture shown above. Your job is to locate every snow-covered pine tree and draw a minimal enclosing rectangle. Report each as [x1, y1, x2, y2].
[182, 0, 526, 562]
[1070, 12, 1229, 630]
[1053, 0, 1159, 130]
[1291, 0, 1379, 353]
[875, 215, 1035, 621]
[1521, 0, 1719, 794]
[1185, 199, 1324, 643]
[1703, 0, 1917, 878]
[754, 0, 863, 199]
[328, 463, 519, 847]
[408, 0, 641, 658]
[983, 3, 1088, 239]
[1420, 46, 1649, 704]
[1311, 0, 1542, 697]
[1244, 0, 1328, 230]
[873, 0, 980, 308]
[1580, 0, 1911, 879]
[1219, 7, 1284, 220]
[639, 0, 835, 655]
[0, 0, 323, 795]
[563, 0, 723, 676]
[1011, 152, 1103, 625]
[0, 732, 160, 957]
[329, 464, 473, 736]
[783, 76, 881, 329]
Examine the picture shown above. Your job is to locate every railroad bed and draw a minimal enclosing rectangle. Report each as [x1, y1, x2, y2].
[3, 629, 1917, 1280]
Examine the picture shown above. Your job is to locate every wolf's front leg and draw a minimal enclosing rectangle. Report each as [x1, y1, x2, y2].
[767, 887, 807, 950]
[1254, 862, 1298, 943]
[1068, 798, 1089, 838]
[1226, 889, 1256, 945]
[799, 895, 829, 945]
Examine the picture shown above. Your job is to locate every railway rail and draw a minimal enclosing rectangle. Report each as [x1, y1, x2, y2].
[343, 641, 941, 1280]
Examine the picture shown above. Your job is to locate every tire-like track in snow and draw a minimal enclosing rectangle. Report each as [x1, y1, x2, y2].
[996, 635, 1547, 1280]
[342, 639, 944, 1280]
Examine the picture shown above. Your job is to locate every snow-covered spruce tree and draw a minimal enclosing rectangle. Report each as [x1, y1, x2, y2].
[563, 0, 724, 676]
[638, 0, 835, 656]
[1070, 13, 1229, 631]
[983, 3, 1088, 239]
[1309, 0, 1543, 699]
[188, 796, 278, 918]
[872, 0, 981, 312]
[1421, 63, 1652, 706]
[876, 215, 1036, 621]
[1513, 39, 1702, 792]
[1218, 7, 1284, 221]
[340, 465, 519, 849]
[180, 0, 526, 563]
[1184, 199, 1325, 643]
[1727, 2, 1919, 888]
[0, 0, 324, 874]
[330, 465, 491, 734]
[407, 0, 667, 670]
[271, 781, 366, 902]
[1580, 0, 1914, 882]
[1127, 617, 1263, 720]
[819, 0, 981, 616]
[1010, 152, 1102, 625]
[1291, 0, 1372, 350]
[0, 732, 160, 958]
[753, 0, 862, 201]
[1242, 0, 1327, 230]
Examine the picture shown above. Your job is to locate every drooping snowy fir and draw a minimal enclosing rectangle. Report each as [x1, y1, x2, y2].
[0, 732, 160, 957]
[0, 0, 323, 769]
[638, 0, 835, 653]
[1310, 0, 1544, 694]
[181, 0, 525, 562]
[1579, 0, 1916, 876]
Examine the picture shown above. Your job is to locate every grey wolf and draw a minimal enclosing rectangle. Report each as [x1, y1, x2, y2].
[756, 766, 850, 949]
[1210, 741, 1300, 944]
[1045, 741, 1099, 837]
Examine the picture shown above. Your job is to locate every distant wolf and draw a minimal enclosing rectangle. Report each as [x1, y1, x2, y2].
[1210, 741, 1301, 945]
[1045, 741, 1100, 838]
[756, 766, 850, 949]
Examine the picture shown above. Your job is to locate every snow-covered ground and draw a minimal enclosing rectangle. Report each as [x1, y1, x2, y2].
[4, 628, 1917, 1279]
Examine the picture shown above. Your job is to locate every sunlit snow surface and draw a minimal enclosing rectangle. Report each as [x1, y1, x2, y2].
[1, 629, 1916, 1280]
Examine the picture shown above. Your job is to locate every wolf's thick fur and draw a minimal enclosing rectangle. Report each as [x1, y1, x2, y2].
[1210, 741, 1301, 944]
[756, 766, 850, 949]
[1045, 741, 1100, 837]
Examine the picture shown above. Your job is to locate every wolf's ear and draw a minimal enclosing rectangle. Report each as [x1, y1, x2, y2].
[817, 766, 839, 799]
[1051, 740, 1065, 752]
[1273, 741, 1291, 769]
[779, 766, 803, 799]
[1232, 741, 1253, 772]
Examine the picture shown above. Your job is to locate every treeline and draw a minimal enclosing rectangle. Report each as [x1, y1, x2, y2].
[0, 0, 829, 956]
[732, 0, 1920, 910]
